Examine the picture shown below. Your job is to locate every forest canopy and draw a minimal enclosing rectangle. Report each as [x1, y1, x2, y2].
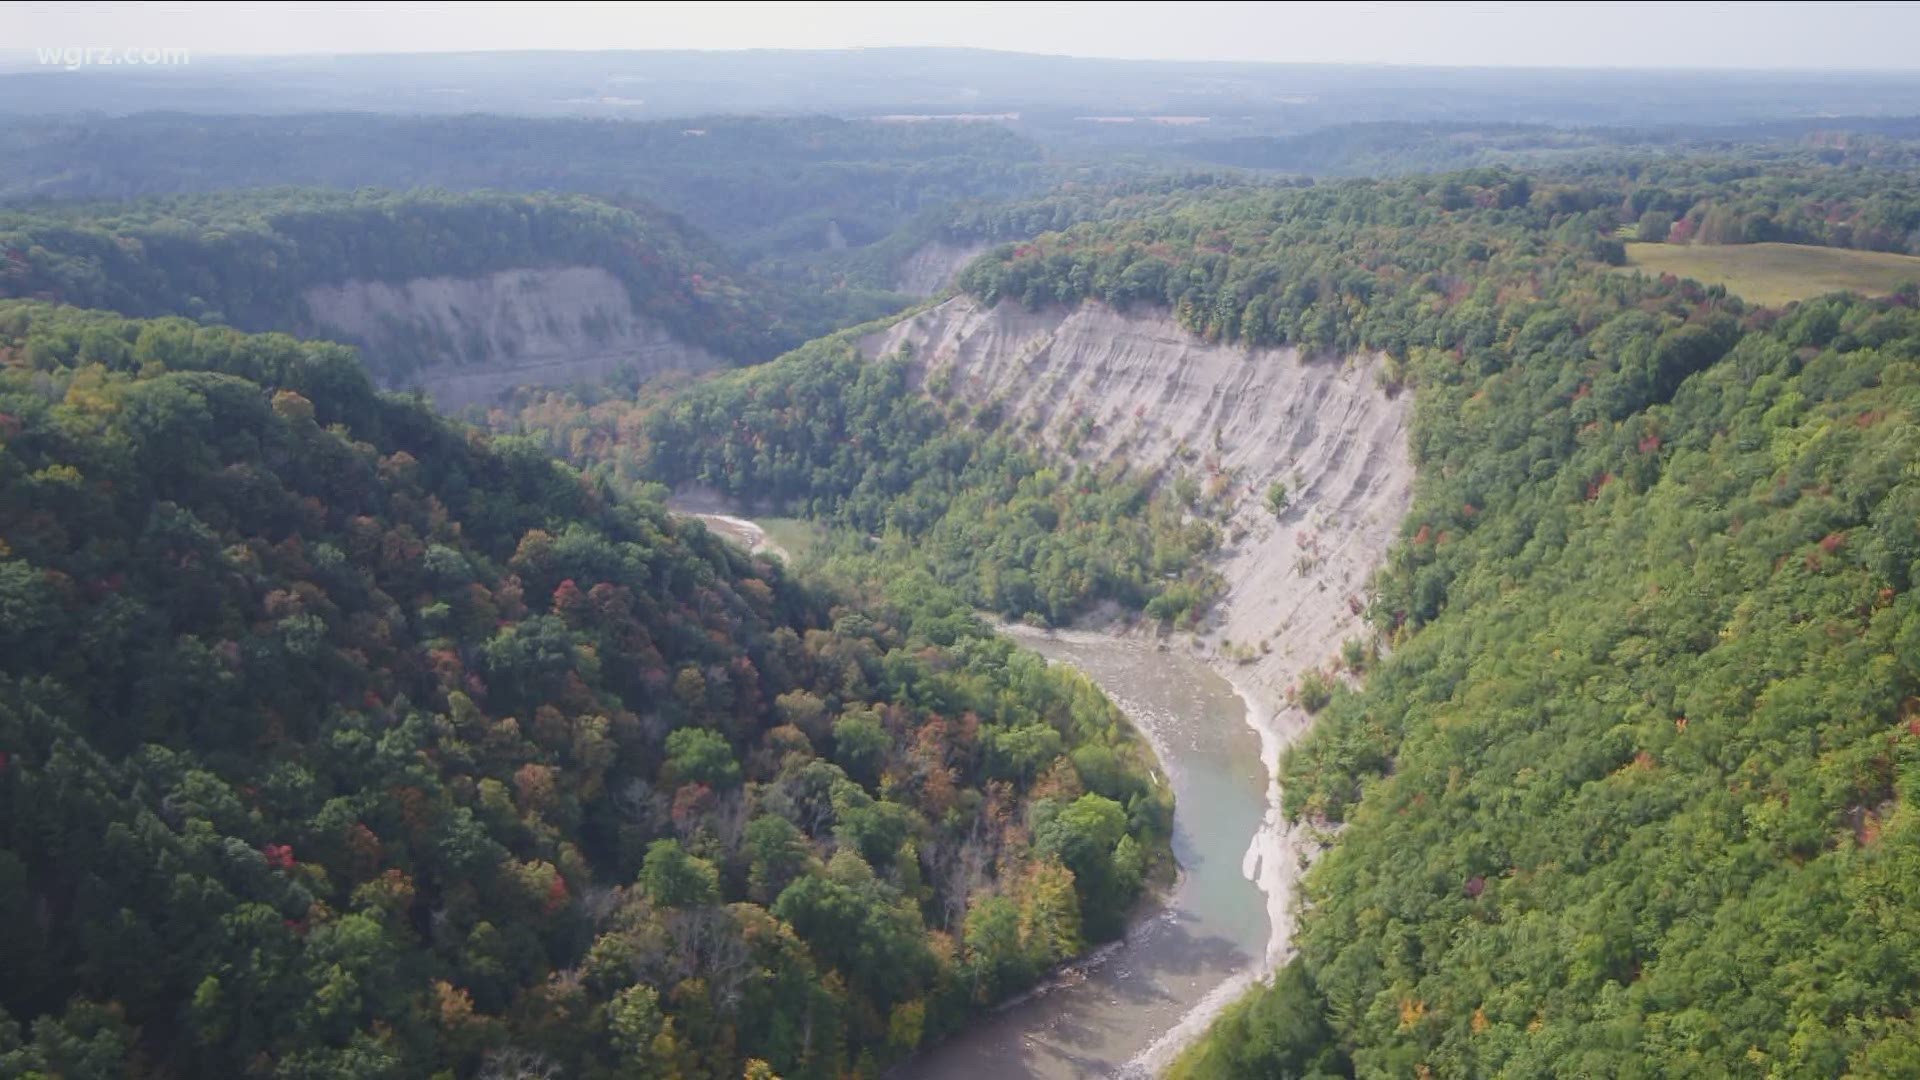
[0, 301, 1170, 1079]
[1093, 179, 1920, 1075]
[8, 106, 1920, 1079]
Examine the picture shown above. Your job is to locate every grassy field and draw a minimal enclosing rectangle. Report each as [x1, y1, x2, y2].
[1621, 241, 1920, 306]
[757, 517, 825, 563]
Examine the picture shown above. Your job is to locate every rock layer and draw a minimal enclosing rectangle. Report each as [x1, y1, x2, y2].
[862, 296, 1414, 709]
[865, 297, 1415, 1065]
[892, 240, 992, 295]
[303, 265, 721, 411]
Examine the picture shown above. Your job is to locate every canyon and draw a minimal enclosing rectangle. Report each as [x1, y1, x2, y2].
[863, 297, 1416, 705]
[861, 297, 1413, 1072]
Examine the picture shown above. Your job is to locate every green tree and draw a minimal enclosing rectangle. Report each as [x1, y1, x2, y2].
[607, 985, 666, 1066]
[963, 895, 1035, 1002]
[1035, 794, 1137, 937]
[664, 727, 742, 788]
[743, 815, 813, 903]
[1264, 481, 1290, 517]
[830, 708, 890, 786]
[639, 839, 719, 909]
[1016, 861, 1083, 967]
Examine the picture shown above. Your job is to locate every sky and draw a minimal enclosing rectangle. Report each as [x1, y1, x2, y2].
[7, 1, 1920, 71]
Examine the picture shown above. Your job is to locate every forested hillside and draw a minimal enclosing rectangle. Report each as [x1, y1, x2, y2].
[0, 302, 1171, 1078]
[824, 172, 1262, 290]
[476, 158, 1920, 1073]
[10, 101, 1920, 1079]
[493, 332, 1226, 630]
[0, 115, 1052, 295]
[1199, 287, 1920, 1079]
[954, 160, 1920, 350]
[0, 189, 798, 374]
[1172, 118, 1920, 188]
[1587, 156, 1920, 252]
[974, 178, 1920, 1073]
[493, 171, 1600, 638]
[955, 168, 1628, 356]
[493, 164, 1913, 659]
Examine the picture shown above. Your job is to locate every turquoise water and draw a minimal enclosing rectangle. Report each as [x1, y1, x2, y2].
[905, 633, 1273, 1079]
[678, 510, 1279, 1077]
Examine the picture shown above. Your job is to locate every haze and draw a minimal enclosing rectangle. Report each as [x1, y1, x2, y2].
[9, 0, 1920, 70]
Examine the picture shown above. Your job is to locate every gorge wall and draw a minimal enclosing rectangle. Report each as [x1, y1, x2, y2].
[303, 265, 723, 411]
[861, 297, 1415, 711]
[892, 240, 993, 295]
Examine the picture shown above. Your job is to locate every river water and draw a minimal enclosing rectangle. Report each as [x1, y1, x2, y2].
[906, 631, 1275, 1079]
[676, 509, 1282, 1076]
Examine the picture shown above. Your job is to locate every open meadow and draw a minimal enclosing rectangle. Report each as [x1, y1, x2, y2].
[1622, 240, 1920, 306]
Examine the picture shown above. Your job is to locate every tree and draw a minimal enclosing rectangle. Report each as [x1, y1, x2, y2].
[1174, 959, 1346, 1079]
[1016, 860, 1082, 967]
[829, 780, 920, 868]
[773, 853, 935, 1010]
[887, 1000, 926, 1054]
[664, 727, 742, 788]
[774, 689, 830, 741]
[640, 839, 719, 909]
[743, 815, 813, 903]
[963, 894, 1034, 1002]
[607, 985, 666, 1068]
[0, 1000, 136, 1080]
[1034, 793, 1136, 937]
[985, 723, 1064, 782]
[1265, 481, 1290, 517]
[830, 708, 890, 786]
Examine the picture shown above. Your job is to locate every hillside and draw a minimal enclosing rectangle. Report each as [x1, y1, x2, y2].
[0, 115, 1051, 298]
[962, 184, 1920, 1074]
[543, 165, 1920, 1074]
[0, 190, 779, 407]
[11, 130, 1920, 1078]
[1181, 288, 1920, 1080]
[0, 302, 1171, 1078]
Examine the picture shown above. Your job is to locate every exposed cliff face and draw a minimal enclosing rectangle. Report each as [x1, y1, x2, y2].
[865, 298, 1412, 1028]
[892, 240, 992, 295]
[861, 297, 1414, 710]
[302, 265, 722, 412]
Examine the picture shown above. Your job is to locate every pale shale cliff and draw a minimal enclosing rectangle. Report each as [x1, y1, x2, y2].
[891, 240, 993, 296]
[303, 265, 722, 411]
[862, 297, 1414, 712]
[864, 298, 1413, 1016]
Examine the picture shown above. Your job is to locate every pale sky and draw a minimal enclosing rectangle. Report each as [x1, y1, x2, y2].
[6, 1, 1920, 70]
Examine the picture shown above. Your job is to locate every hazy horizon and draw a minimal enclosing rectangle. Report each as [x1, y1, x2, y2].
[8, 1, 1920, 72]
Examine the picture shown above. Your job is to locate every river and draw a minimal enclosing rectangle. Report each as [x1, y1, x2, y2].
[676, 509, 1283, 1076]
[907, 631, 1276, 1079]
